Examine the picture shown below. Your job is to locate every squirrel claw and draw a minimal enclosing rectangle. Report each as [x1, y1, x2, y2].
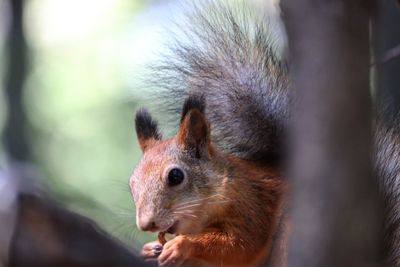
[152, 244, 163, 255]
[158, 236, 191, 267]
[141, 241, 163, 260]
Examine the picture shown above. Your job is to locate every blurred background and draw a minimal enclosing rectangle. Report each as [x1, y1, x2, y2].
[0, 0, 282, 251]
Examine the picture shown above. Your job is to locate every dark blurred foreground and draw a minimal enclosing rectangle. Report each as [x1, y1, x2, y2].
[0, 164, 148, 267]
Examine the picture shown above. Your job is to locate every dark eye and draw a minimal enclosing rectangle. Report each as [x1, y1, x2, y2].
[167, 168, 185, 186]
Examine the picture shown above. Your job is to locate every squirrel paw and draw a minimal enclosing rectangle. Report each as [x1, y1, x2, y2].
[141, 241, 163, 262]
[158, 235, 192, 267]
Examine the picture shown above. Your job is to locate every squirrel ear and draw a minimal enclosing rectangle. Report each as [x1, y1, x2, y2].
[135, 108, 161, 152]
[176, 95, 210, 158]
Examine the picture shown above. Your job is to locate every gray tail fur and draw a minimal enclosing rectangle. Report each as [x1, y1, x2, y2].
[374, 108, 400, 265]
[150, 1, 289, 161]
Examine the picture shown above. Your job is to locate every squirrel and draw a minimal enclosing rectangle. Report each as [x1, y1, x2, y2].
[129, 2, 290, 266]
[129, 1, 400, 266]
[132, 96, 287, 266]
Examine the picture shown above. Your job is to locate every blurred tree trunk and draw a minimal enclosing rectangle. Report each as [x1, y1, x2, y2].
[3, 0, 30, 161]
[281, 0, 384, 266]
[374, 1, 400, 118]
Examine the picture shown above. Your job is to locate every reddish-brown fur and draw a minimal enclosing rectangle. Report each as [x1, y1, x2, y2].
[131, 104, 287, 266]
[179, 159, 285, 266]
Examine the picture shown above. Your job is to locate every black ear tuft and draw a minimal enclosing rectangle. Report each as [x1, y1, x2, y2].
[135, 108, 161, 145]
[181, 95, 206, 123]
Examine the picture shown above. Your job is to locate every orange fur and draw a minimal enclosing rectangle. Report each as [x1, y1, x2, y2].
[179, 159, 285, 266]
[131, 104, 287, 266]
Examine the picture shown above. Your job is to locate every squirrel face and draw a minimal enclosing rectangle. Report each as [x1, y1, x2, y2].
[130, 96, 217, 235]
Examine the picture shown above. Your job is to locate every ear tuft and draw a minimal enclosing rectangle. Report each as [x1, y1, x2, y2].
[135, 108, 161, 152]
[177, 95, 211, 158]
[135, 108, 161, 140]
[181, 94, 206, 123]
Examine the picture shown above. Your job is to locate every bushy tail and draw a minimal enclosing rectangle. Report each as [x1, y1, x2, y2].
[374, 109, 400, 265]
[150, 1, 289, 161]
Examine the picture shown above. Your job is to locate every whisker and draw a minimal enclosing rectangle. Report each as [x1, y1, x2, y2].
[114, 214, 136, 219]
[111, 208, 136, 219]
[174, 199, 232, 211]
[173, 199, 202, 209]
[173, 193, 228, 209]
[172, 212, 198, 218]
[174, 203, 204, 210]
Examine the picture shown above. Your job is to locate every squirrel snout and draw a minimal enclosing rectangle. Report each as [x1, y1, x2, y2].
[137, 215, 159, 232]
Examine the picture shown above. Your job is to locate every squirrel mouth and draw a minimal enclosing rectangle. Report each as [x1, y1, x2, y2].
[166, 221, 179, 234]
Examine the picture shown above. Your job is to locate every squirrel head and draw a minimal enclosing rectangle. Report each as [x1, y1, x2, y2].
[130, 95, 220, 235]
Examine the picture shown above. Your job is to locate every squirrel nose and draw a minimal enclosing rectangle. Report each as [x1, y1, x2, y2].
[138, 216, 159, 232]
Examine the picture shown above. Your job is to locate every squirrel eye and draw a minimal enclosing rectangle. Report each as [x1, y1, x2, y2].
[167, 168, 185, 186]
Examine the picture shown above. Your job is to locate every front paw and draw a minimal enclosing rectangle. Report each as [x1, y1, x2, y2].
[141, 241, 163, 262]
[158, 235, 192, 267]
